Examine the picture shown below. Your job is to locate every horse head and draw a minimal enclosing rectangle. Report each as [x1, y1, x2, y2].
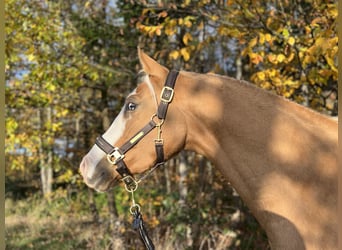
[79, 49, 187, 191]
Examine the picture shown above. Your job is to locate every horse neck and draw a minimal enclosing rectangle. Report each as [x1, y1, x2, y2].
[176, 71, 338, 248]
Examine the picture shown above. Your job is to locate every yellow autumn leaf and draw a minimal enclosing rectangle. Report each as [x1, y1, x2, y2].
[56, 169, 73, 183]
[277, 54, 285, 63]
[180, 47, 190, 61]
[327, 4, 337, 18]
[211, 15, 219, 21]
[52, 122, 61, 132]
[268, 68, 277, 77]
[182, 33, 193, 45]
[184, 16, 194, 28]
[315, 37, 325, 47]
[169, 50, 179, 60]
[318, 69, 332, 78]
[56, 109, 69, 118]
[158, 11, 168, 18]
[284, 79, 298, 86]
[27, 54, 36, 62]
[305, 26, 311, 34]
[6, 117, 18, 134]
[267, 54, 277, 64]
[165, 25, 176, 36]
[325, 56, 337, 72]
[282, 28, 290, 38]
[155, 27, 162, 36]
[288, 37, 295, 46]
[227, 0, 234, 5]
[260, 81, 272, 89]
[265, 33, 272, 43]
[256, 71, 266, 81]
[84, 1, 91, 8]
[249, 37, 258, 48]
[181, 0, 191, 7]
[46, 82, 56, 92]
[249, 52, 263, 64]
[259, 33, 265, 45]
[286, 52, 295, 62]
[142, 8, 150, 16]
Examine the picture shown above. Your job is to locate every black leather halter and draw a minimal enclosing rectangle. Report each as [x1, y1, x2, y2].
[95, 70, 179, 190]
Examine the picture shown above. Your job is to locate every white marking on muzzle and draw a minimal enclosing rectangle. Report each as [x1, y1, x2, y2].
[84, 107, 128, 179]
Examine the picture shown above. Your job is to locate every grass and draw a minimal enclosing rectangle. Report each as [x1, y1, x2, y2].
[5, 189, 270, 250]
[5, 191, 116, 250]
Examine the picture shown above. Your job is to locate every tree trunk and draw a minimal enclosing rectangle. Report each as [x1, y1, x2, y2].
[40, 152, 53, 197]
[178, 152, 193, 247]
[236, 55, 242, 80]
[178, 151, 188, 206]
[164, 163, 171, 194]
[38, 107, 53, 199]
[301, 82, 309, 107]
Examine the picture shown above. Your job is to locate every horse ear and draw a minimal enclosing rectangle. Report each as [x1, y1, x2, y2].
[137, 47, 168, 80]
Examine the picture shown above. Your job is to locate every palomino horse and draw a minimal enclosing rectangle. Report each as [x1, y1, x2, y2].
[80, 48, 338, 249]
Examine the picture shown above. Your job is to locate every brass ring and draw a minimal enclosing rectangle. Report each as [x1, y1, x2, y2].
[122, 176, 138, 192]
[151, 114, 164, 126]
[130, 204, 141, 214]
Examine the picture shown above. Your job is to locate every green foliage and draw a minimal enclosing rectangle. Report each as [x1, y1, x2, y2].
[133, 0, 337, 114]
[6, 0, 90, 176]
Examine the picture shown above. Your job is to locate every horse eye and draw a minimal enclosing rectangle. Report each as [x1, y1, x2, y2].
[126, 102, 137, 111]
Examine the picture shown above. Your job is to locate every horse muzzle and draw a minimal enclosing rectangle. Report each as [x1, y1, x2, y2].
[79, 156, 120, 192]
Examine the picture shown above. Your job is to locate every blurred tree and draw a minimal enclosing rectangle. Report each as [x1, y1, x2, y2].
[133, 0, 337, 115]
[5, 0, 98, 197]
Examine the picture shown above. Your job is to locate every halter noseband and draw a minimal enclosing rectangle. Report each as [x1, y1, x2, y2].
[95, 70, 179, 190]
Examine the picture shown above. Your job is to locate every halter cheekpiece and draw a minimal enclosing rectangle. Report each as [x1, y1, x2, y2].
[95, 70, 179, 190]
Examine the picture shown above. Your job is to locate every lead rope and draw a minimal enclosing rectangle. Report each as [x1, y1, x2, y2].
[124, 178, 155, 250]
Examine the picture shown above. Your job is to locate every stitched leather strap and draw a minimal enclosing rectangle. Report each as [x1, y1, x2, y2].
[157, 70, 179, 119]
[120, 120, 157, 154]
[154, 141, 164, 165]
[96, 120, 157, 156]
[95, 135, 117, 155]
[132, 210, 155, 250]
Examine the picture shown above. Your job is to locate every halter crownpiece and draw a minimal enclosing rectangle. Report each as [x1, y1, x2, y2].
[95, 70, 179, 189]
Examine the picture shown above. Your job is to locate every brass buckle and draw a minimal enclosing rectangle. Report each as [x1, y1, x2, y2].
[160, 86, 174, 103]
[107, 148, 125, 165]
[122, 175, 138, 192]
